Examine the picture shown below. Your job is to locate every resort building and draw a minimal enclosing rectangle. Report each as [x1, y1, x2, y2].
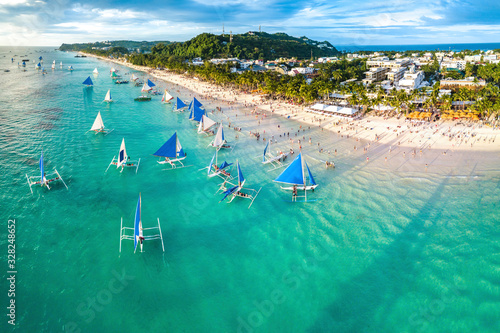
[440, 77, 486, 89]
[386, 67, 407, 83]
[363, 67, 390, 85]
[440, 60, 466, 71]
[366, 58, 412, 70]
[398, 69, 425, 90]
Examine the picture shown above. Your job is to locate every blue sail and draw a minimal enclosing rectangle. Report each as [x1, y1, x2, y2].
[39, 56, 42, 60]
[274, 153, 304, 185]
[153, 133, 177, 158]
[188, 106, 194, 120]
[133, 194, 141, 252]
[82, 76, 93, 86]
[208, 152, 215, 175]
[237, 161, 245, 187]
[193, 104, 205, 122]
[147, 79, 156, 87]
[219, 161, 232, 170]
[263, 142, 269, 162]
[220, 185, 239, 202]
[193, 97, 203, 108]
[176, 97, 187, 109]
[305, 162, 316, 186]
[39, 151, 44, 180]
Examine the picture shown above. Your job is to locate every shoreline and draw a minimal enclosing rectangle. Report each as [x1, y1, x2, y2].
[84, 53, 500, 154]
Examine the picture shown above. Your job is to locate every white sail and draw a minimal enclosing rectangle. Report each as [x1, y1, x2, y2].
[110, 67, 116, 73]
[131, 74, 138, 81]
[53, 60, 56, 64]
[104, 89, 112, 102]
[212, 124, 225, 147]
[90, 111, 104, 131]
[161, 90, 173, 103]
[60, 61, 63, 66]
[141, 83, 152, 92]
[197, 121, 203, 133]
[202, 115, 216, 131]
[117, 139, 128, 168]
[51, 64, 55, 69]
[93, 68, 99, 74]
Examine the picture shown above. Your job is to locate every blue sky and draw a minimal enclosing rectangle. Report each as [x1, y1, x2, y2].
[1, 0, 500, 46]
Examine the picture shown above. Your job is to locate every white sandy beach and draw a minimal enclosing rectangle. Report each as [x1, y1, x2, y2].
[87, 53, 500, 156]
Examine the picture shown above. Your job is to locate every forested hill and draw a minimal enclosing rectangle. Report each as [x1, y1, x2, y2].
[136, 32, 338, 61]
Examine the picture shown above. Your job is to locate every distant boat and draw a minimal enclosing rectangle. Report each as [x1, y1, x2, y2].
[35, 62, 41, 69]
[141, 82, 152, 92]
[174, 97, 187, 112]
[103, 89, 113, 103]
[197, 115, 216, 135]
[262, 141, 288, 170]
[115, 80, 129, 84]
[134, 95, 152, 102]
[93, 68, 99, 75]
[82, 76, 93, 87]
[274, 153, 318, 202]
[161, 89, 173, 103]
[110, 71, 120, 79]
[87, 111, 113, 135]
[119, 193, 164, 253]
[51, 63, 55, 69]
[217, 160, 261, 208]
[60, 61, 63, 67]
[110, 67, 118, 73]
[131, 74, 138, 81]
[153, 132, 187, 169]
[26, 150, 68, 194]
[106, 138, 140, 173]
[68, 65, 74, 71]
[189, 104, 205, 122]
[209, 124, 231, 150]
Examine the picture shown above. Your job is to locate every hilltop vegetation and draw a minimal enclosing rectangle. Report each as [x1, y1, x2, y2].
[131, 32, 338, 63]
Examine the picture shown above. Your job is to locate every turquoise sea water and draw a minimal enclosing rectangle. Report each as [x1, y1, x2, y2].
[1, 47, 499, 333]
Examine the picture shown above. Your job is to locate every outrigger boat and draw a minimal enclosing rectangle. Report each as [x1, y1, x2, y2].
[209, 124, 231, 151]
[119, 194, 164, 253]
[86, 111, 113, 135]
[218, 161, 261, 208]
[131, 74, 139, 82]
[189, 104, 205, 122]
[202, 150, 232, 179]
[68, 65, 74, 71]
[110, 71, 120, 79]
[173, 97, 187, 111]
[161, 89, 173, 103]
[106, 138, 140, 173]
[103, 89, 113, 102]
[135, 80, 154, 101]
[93, 68, 99, 75]
[153, 132, 187, 169]
[82, 76, 93, 87]
[197, 115, 217, 135]
[262, 141, 288, 170]
[26, 150, 68, 194]
[274, 153, 318, 202]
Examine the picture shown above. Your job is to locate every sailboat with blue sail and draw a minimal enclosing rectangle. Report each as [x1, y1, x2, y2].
[68, 65, 74, 71]
[189, 104, 205, 122]
[106, 138, 140, 173]
[174, 97, 187, 111]
[26, 150, 68, 194]
[119, 194, 165, 253]
[202, 150, 232, 179]
[82, 76, 93, 87]
[218, 160, 261, 208]
[153, 132, 187, 169]
[274, 153, 318, 202]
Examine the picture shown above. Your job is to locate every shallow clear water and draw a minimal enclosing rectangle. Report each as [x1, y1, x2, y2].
[0, 47, 499, 333]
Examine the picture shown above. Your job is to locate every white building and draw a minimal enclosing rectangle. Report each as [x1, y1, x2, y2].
[398, 68, 425, 90]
